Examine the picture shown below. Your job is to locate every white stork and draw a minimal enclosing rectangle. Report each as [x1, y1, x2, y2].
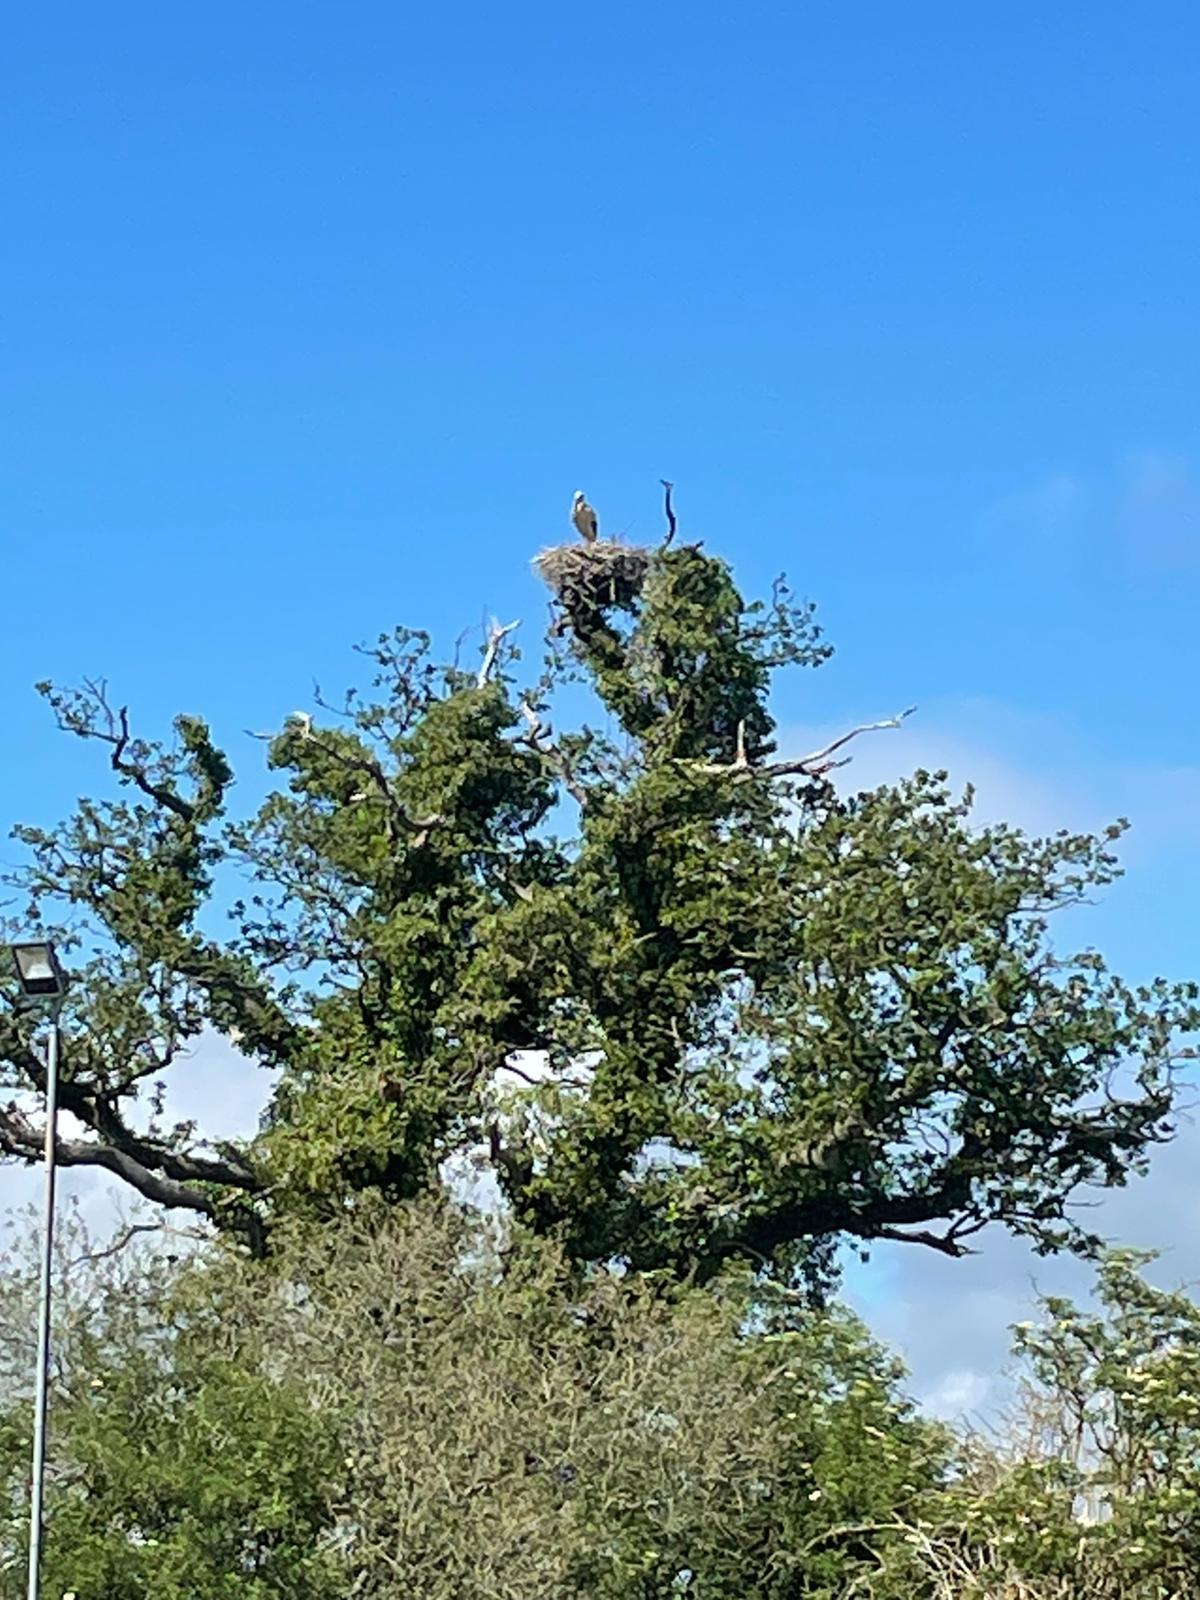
[571, 490, 599, 543]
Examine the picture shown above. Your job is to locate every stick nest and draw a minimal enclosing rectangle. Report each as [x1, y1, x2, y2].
[533, 540, 652, 610]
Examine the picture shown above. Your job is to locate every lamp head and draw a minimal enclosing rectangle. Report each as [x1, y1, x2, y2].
[10, 943, 66, 1000]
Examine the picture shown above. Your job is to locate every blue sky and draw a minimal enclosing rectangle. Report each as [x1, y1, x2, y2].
[2, 2, 1199, 1413]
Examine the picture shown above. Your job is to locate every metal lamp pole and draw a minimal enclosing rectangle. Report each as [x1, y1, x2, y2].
[26, 1011, 60, 1600]
[9, 943, 67, 1600]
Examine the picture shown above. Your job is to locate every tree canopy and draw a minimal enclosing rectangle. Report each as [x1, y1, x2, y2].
[2, 526, 1196, 1292]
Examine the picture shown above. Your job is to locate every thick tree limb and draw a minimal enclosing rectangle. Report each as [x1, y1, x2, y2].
[10, 1035, 262, 1193]
[0, 1100, 266, 1254]
[682, 1141, 992, 1281]
[1, 1106, 216, 1218]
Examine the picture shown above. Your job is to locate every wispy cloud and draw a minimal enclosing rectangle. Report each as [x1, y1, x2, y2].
[1118, 450, 1200, 568]
[972, 452, 1200, 569]
[973, 472, 1089, 547]
[786, 696, 1200, 860]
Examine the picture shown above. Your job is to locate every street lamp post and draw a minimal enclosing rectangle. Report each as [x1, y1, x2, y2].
[9, 942, 67, 1600]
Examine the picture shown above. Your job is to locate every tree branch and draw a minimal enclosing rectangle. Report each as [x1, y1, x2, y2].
[0, 1105, 219, 1219]
[264, 719, 444, 847]
[865, 1224, 980, 1257]
[65, 1218, 209, 1271]
[54, 679, 198, 821]
[477, 618, 520, 689]
[660, 479, 677, 546]
[10, 1033, 262, 1193]
[518, 701, 590, 810]
[677, 707, 917, 782]
[107, 704, 196, 820]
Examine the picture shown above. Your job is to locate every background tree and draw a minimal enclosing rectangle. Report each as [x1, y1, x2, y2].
[0, 1200, 949, 1600]
[879, 1249, 1200, 1598]
[2, 516, 1196, 1293]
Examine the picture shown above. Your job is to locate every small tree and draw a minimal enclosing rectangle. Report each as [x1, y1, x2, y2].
[883, 1251, 1200, 1598]
[2, 515, 1196, 1291]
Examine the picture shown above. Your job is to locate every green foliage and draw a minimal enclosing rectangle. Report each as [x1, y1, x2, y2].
[872, 1250, 1200, 1598]
[0, 1203, 949, 1599]
[0, 1220, 344, 1599]
[1002, 1250, 1200, 1591]
[0, 1210, 1198, 1596]
[2, 533, 1196, 1293]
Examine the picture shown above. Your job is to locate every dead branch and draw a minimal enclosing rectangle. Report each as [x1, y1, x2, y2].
[477, 618, 520, 689]
[518, 701, 590, 810]
[65, 1218, 209, 1271]
[660, 479, 677, 546]
[678, 707, 916, 783]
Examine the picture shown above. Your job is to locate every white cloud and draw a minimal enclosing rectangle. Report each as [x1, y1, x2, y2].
[788, 696, 1200, 863]
[972, 451, 1200, 569]
[921, 1366, 993, 1421]
[151, 1029, 277, 1143]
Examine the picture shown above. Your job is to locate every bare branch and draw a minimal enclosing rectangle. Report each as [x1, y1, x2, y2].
[477, 618, 520, 689]
[495, 1060, 546, 1088]
[660, 479, 677, 546]
[65, 1218, 209, 1271]
[518, 701, 590, 810]
[678, 707, 916, 783]
[867, 1224, 979, 1257]
[55, 680, 197, 821]
[787, 706, 918, 775]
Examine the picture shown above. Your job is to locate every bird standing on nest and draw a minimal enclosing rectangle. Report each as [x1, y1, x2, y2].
[571, 490, 599, 543]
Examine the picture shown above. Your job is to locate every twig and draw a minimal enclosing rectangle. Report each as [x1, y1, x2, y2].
[477, 618, 520, 689]
[660, 479, 677, 546]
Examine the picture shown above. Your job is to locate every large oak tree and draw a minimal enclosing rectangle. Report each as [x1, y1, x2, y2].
[2, 522, 1195, 1290]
